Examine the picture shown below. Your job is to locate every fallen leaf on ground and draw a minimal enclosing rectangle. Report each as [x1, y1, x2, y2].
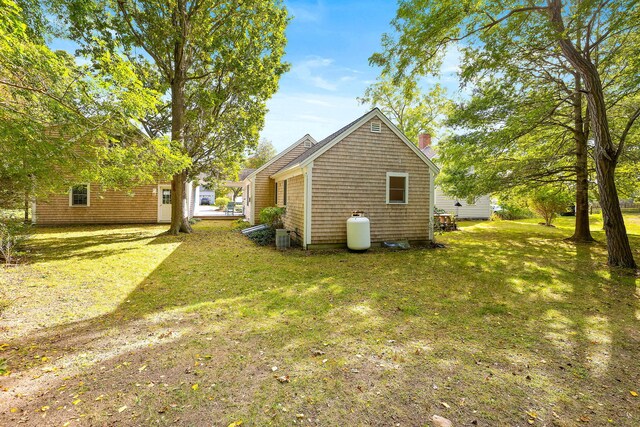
[228, 421, 243, 427]
[118, 405, 127, 413]
[311, 349, 325, 356]
[72, 399, 81, 405]
[275, 375, 290, 383]
[192, 384, 199, 391]
[10, 407, 19, 413]
[440, 402, 450, 409]
[630, 390, 638, 397]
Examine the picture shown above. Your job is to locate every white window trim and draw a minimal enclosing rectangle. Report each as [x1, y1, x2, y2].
[386, 172, 409, 204]
[69, 183, 90, 207]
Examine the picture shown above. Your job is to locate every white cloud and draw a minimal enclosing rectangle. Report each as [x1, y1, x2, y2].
[287, 0, 326, 23]
[290, 56, 338, 91]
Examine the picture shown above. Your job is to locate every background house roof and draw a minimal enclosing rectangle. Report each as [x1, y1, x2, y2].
[420, 146, 438, 160]
[243, 134, 316, 181]
[238, 168, 256, 181]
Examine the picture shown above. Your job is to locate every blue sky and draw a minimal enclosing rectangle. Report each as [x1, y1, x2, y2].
[263, 0, 462, 151]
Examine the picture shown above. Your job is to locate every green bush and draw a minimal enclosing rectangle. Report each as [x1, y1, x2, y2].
[259, 206, 286, 229]
[0, 215, 31, 265]
[231, 219, 251, 231]
[527, 187, 573, 226]
[215, 196, 231, 210]
[247, 228, 276, 246]
[492, 202, 532, 220]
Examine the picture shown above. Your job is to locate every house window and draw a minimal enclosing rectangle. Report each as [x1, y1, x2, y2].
[304, 140, 312, 148]
[466, 196, 476, 206]
[283, 180, 288, 206]
[70, 184, 90, 206]
[386, 172, 408, 204]
[371, 121, 382, 133]
[274, 182, 278, 205]
[162, 189, 171, 204]
[246, 184, 251, 204]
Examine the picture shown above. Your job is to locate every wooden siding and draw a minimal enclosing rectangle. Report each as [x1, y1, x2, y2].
[36, 183, 159, 225]
[310, 119, 431, 244]
[276, 175, 304, 244]
[252, 141, 310, 223]
[435, 190, 492, 219]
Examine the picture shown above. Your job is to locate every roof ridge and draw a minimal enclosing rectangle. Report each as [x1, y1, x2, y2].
[275, 108, 379, 173]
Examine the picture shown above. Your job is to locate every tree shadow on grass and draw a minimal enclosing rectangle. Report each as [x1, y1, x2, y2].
[1, 221, 639, 426]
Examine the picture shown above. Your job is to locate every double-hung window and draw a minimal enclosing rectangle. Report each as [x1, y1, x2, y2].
[386, 172, 408, 204]
[283, 180, 288, 206]
[70, 184, 90, 207]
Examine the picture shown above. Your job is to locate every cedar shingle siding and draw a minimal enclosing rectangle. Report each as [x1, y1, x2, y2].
[276, 175, 304, 243]
[251, 139, 310, 223]
[310, 119, 430, 245]
[36, 184, 159, 225]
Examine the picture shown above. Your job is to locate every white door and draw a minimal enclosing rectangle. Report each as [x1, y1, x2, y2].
[158, 185, 172, 222]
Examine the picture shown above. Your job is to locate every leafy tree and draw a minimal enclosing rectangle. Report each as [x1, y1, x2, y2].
[53, 0, 289, 235]
[527, 186, 573, 226]
[372, 0, 640, 268]
[245, 139, 278, 170]
[0, 0, 188, 221]
[358, 74, 453, 143]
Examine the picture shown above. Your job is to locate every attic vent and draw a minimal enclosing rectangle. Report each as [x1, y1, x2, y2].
[370, 121, 382, 133]
[304, 139, 312, 148]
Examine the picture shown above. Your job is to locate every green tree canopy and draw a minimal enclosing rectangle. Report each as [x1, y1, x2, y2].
[358, 74, 453, 143]
[372, 0, 640, 267]
[52, 0, 289, 234]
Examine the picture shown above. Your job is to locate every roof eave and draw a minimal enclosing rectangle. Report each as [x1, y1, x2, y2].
[243, 134, 317, 182]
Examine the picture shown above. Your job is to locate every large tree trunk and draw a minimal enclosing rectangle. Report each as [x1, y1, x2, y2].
[23, 190, 29, 223]
[168, 27, 192, 235]
[549, 1, 635, 268]
[568, 76, 594, 242]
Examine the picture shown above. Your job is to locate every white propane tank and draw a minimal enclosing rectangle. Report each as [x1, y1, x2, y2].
[347, 211, 371, 251]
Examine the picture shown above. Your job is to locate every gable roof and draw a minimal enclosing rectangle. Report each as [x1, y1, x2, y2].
[238, 168, 256, 181]
[421, 145, 438, 160]
[271, 108, 440, 178]
[243, 134, 317, 181]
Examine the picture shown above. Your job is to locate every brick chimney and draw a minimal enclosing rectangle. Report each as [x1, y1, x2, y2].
[418, 133, 432, 150]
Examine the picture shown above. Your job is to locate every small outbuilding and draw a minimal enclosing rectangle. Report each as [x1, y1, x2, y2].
[246, 108, 439, 249]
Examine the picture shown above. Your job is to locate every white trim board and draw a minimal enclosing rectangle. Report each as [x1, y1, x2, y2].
[244, 134, 317, 182]
[303, 163, 313, 248]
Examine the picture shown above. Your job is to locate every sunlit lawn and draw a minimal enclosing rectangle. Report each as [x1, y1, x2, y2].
[1, 215, 639, 426]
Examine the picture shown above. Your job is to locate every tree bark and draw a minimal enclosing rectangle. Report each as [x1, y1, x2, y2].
[568, 75, 594, 242]
[549, 0, 635, 268]
[168, 9, 192, 235]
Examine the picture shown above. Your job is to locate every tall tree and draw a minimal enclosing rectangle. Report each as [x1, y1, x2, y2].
[358, 74, 453, 143]
[0, 0, 188, 220]
[245, 138, 277, 170]
[55, 0, 289, 235]
[372, 0, 640, 268]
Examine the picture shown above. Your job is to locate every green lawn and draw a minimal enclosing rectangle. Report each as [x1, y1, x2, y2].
[1, 216, 639, 426]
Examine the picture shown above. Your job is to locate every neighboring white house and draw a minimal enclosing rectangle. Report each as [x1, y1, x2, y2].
[419, 134, 492, 220]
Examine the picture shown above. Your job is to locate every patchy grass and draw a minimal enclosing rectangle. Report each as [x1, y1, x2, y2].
[1, 216, 639, 426]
